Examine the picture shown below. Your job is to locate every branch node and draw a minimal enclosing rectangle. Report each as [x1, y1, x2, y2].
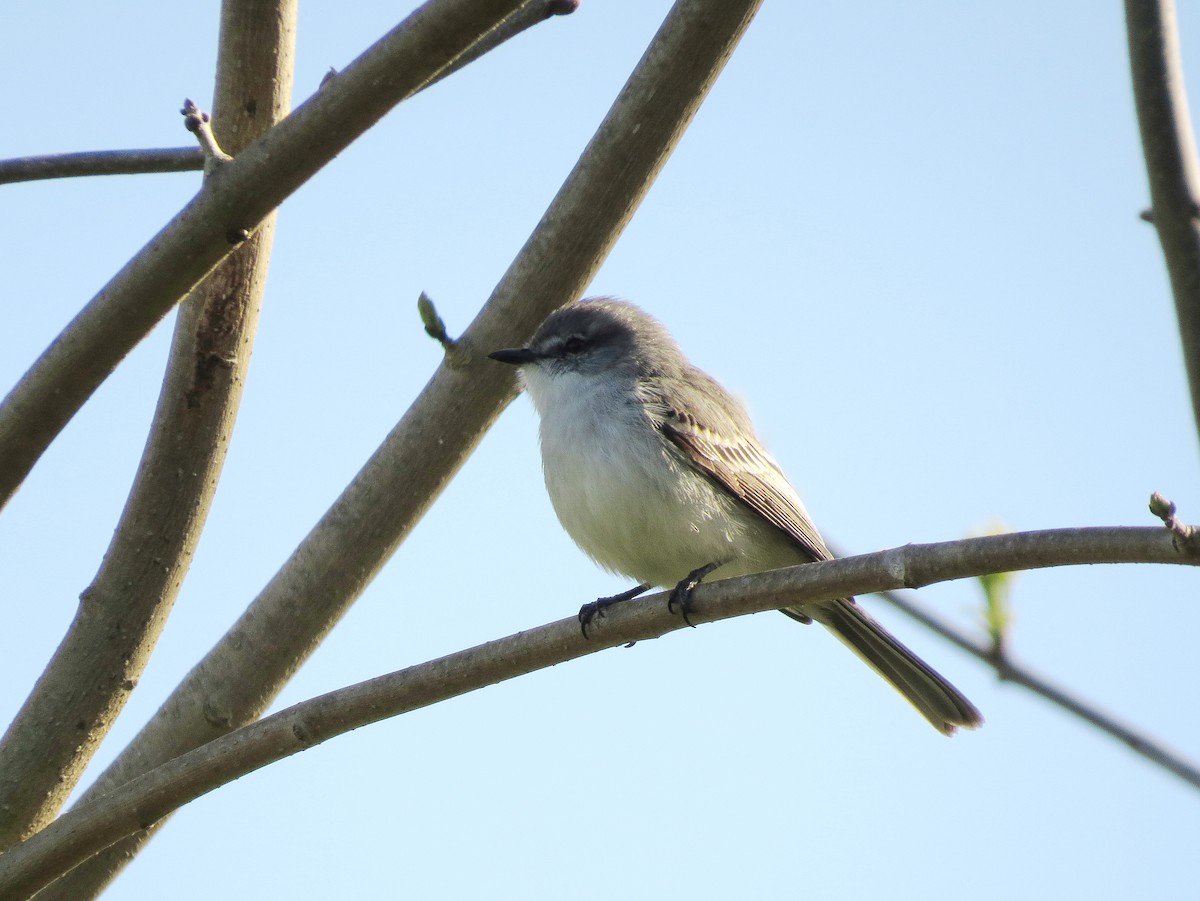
[320, 67, 339, 90]
[180, 99, 233, 173]
[880, 545, 916, 589]
[1139, 208, 1155, 223]
[291, 720, 315, 746]
[202, 699, 233, 730]
[418, 292, 469, 368]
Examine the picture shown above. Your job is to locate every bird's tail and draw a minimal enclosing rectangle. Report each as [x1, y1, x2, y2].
[796, 598, 983, 736]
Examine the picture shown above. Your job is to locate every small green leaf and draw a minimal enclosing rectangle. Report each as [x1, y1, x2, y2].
[970, 521, 1015, 653]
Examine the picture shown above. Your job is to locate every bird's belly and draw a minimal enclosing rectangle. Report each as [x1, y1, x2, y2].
[540, 412, 792, 588]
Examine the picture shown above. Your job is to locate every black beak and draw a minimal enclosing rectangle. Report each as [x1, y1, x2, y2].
[488, 347, 541, 365]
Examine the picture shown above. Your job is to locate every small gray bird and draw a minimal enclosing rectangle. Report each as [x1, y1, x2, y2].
[490, 298, 982, 735]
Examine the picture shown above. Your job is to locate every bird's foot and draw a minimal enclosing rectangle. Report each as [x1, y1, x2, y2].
[667, 562, 721, 628]
[578, 584, 651, 639]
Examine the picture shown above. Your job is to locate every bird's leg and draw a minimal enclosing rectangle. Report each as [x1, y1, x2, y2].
[578, 583, 651, 638]
[668, 562, 722, 628]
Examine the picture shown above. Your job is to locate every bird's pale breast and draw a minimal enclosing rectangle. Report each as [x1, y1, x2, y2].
[524, 368, 799, 587]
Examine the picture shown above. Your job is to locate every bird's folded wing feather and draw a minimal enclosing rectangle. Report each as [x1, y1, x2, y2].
[649, 370, 833, 566]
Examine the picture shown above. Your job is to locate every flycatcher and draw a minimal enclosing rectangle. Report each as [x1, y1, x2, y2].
[490, 298, 982, 735]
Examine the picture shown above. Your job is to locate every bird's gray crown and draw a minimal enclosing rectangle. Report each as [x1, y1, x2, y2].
[526, 297, 686, 377]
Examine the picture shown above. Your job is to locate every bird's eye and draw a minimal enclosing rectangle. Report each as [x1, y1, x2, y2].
[564, 336, 587, 354]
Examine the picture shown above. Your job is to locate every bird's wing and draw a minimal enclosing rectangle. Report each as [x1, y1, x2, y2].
[649, 370, 834, 566]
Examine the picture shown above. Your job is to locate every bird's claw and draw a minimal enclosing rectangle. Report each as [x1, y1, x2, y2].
[578, 598, 614, 638]
[578, 583, 651, 639]
[666, 562, 721, 629]
[667, 583, 697, 628]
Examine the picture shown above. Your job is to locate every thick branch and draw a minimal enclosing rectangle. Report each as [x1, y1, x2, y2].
[1, 527, 1195, 899]
[0, 0, 533, 510]
[0, 0, 296, 850]
[432, 0, 580, 84]
[1125, 0, 1200, 446]
[0, 0, 579, 187]
[34, 1, 765, 894]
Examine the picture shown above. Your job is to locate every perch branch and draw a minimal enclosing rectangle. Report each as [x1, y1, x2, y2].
[1, 526, 1196, 900]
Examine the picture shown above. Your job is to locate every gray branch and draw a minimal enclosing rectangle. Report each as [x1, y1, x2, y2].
[0, 0, 579, 187]
[0, 0, 534, 511]
[429, 0, 580, 86]
[31, 0, 766, 895]
[1, 526, 1195, 900]
[0, 149, 203, 185]
[871, 586, 1200, 788]
[0, 0, 297, 852]
[1126, 0, 1200, 447]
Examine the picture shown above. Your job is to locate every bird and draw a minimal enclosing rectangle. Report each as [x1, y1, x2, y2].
[489, 297, 982, 735]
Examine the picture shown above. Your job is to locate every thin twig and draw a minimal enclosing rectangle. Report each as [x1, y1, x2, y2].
[1125, 0, 1200, 447]
[840, 496, 1200, 787]
[0, 526, 1196, 900]
[0, 149, 203, 185]
[871, 588, 1200, 790]
[180, 99, 233, 173]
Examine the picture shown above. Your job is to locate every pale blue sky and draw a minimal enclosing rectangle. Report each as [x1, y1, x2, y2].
[2, 3, 1199, 899]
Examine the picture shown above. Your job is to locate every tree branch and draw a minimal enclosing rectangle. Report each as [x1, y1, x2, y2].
[828, 512, 1200, 784]
[1125, 0, 1200, 447]
[869, 586, 1200, 788]
[0, 0, 579, 187]
[426, 0, 580, 85]
[0, 0, 535, 511]
[0, 149, 203, 185]
[32, 0, 766, 894]
[0, 0, 296, 851]
[1, 526, 1196, 900]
